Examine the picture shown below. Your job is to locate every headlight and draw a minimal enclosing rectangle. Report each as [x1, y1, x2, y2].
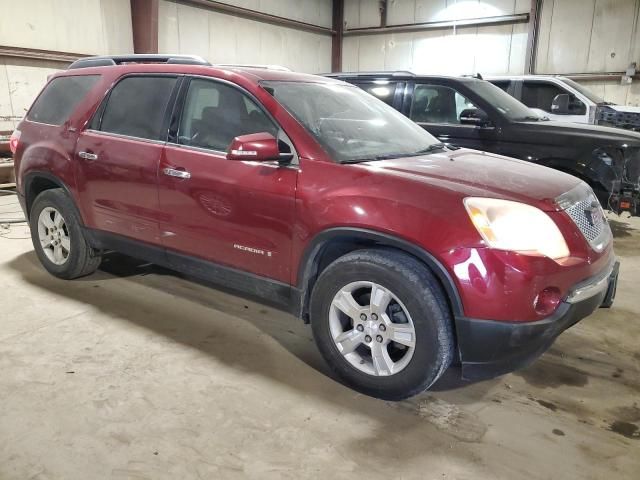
[464, 197, 570, 260]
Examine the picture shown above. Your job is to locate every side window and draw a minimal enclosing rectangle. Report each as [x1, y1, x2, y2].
[410, 84, 480, 124]
[491, 80, 512, 93]
[355, 81, 399, 106]
[521, 81, 586, 115]
[98, 76, 177, 140]
[27, 75, 100, 126]
[177, 78, 277, 152]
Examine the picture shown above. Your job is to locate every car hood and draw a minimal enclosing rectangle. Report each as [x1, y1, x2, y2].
[359, 148, 581, 211]
[518, 119, 640, 144]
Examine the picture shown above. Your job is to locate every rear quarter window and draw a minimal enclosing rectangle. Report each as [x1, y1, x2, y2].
[27, 75, 100, 126]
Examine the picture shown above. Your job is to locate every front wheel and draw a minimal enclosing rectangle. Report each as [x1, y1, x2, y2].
[310, 249, 455, 400]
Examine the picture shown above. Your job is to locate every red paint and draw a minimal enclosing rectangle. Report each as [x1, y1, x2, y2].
[15, 64, 614, 323]
[227, 132, 280, 161]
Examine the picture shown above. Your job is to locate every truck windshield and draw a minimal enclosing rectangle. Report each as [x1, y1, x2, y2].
[561, 78, 605, 105]
[465, 81, 541, 122]
[262, 81, 441, 163]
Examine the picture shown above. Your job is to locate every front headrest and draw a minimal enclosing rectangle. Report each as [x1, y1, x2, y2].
[201, 106, 218, 124]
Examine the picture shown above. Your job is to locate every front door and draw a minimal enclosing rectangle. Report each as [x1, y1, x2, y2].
[157, 77, 297, 283]
[407, 83, 500, 152]
[75, 75, 178, 245]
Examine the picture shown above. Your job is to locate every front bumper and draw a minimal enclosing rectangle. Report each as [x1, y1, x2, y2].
[456, 259, 619, 380]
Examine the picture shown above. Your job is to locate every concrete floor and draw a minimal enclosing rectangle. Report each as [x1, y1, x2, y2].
[0, 203, 639, 479]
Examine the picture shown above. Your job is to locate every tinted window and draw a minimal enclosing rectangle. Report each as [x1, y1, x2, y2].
[27, 75, 100, 125]
[491, 80, 512, 93]
[561, 78, 604, 104]
[465, 81, 538, 121]
[355, 81, 399, 106]
[410, 84, 480, 124]
[177, 78, 277, 152]
[521, 81, 585, 114]
[99, 76, 177, 140]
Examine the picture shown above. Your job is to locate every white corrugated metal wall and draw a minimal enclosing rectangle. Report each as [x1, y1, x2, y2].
[158, 0, 333, 73]
[343, 0, 640, 105]
[342, 0, 531, 74]
[536, 0, 640, 105]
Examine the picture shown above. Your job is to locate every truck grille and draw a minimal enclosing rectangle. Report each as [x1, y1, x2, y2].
[557, 183, 611, 251]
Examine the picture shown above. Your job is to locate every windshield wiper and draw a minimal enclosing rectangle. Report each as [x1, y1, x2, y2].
[341, 143, 451, 164]
[412, 143, 448, 154]
[517, 115, 542, 122]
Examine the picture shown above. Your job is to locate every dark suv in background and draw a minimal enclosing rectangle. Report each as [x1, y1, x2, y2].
[327, 72, 640, 216]
[12, 55, 618, 400]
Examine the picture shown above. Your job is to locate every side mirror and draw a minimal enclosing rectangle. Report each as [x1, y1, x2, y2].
[459, 108, 490, 127]
[227, 132, 293, 164]
[551, 94, 571, 115]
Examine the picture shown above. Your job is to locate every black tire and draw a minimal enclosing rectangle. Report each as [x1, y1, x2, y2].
[29, 188, 101, 279]
[310, 248, 454, 401]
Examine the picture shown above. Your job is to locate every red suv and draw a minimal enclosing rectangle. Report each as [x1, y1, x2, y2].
[12, 55, 618, 400]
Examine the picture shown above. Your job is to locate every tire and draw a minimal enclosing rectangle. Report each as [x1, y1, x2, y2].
[29, 188, 101, 279]
[310, 248, 454, 401]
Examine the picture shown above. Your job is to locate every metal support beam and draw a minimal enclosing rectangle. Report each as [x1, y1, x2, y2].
[343, 13, 529, 36]
[525, 0, 542, 74]
[0, 45, 88, 63]
[564, 72, 640, 82]
[380, 0, 388, 28]
[174, 0, 334, 36]
[331, 0, 344, 72]
[131, 0, 159, 54]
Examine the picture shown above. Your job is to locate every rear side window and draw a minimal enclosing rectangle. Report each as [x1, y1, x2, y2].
[27, 75, 100, 126]
[97, 76, 177, 140]
[491, 80, 512, 93]
[354, 81, 400, 106]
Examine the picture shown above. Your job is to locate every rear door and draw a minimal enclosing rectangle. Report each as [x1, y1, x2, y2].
[75, 75, 179, 245]
[406, 82, 500, 151]
[156, 77, 297, 283]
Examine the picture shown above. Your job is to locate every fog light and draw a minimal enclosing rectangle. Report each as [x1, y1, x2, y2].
[534, 287, 562, 316]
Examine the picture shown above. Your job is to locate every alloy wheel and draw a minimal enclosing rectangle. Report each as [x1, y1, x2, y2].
[329, 281, 416, 376]
[37, 207, 70, 265]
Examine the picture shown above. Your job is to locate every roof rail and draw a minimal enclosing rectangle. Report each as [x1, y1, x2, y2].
[68, 54, 211, 69]
[461, 73, 484, 80]
[213, 64, 292, 72]
[324, 70, 415, 77]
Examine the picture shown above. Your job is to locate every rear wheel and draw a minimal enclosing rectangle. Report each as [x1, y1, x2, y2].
[310, 249, 454, 400]
[29, 189, 101, 279]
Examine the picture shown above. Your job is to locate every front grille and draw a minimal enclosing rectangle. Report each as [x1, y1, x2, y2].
[566, 196, 604, 242]
[558, 184, 611, 251]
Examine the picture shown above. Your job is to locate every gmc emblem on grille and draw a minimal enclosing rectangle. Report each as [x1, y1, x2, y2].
[584, 201, 601, 227]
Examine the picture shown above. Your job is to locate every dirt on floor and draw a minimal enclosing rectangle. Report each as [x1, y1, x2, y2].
[0, 203, 638, 479]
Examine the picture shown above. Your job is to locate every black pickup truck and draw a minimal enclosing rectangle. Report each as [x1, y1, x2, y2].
[326, 72, 640, 216]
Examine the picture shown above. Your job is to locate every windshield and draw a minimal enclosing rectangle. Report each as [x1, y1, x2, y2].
[561, 77, 606, 104]
[262, 81, 441, 163]
[465, 81, 541, 121]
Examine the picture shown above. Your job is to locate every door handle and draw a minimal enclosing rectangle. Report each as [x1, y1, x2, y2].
[78, 151, 98, 161]
[163, 167, 191, 179]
